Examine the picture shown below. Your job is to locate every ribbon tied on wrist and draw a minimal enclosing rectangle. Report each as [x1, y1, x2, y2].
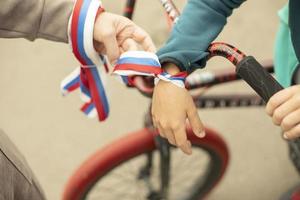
[61, 0, 187, 122]
[113, 51, 187, 88]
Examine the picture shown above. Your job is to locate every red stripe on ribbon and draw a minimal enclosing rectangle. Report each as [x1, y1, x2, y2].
[114, 63, 163, 75]
[71, 0, 86, 65]
[172, 71, 188, 78]
[68, 82, 80, 92]
[84, 68, 106, 121]
[80, 101, 92, 113]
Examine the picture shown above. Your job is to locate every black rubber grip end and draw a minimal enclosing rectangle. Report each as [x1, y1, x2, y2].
[236, 56, 283, 102]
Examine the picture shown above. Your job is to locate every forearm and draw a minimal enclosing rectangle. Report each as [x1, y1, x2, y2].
[157, 0, 245, 73]
[0, 0, 74, 43]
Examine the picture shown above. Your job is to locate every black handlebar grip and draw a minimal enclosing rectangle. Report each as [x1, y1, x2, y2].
[236, 56, 284, 102]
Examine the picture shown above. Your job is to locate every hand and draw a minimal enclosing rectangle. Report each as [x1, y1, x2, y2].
[93, 12, 156, 63]
[266, 85, 300, 140]
[151, 63, 205, 155]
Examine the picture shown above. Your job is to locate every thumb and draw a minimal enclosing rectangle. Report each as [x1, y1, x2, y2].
[187, 100, 205, 138]
[101, 28, 120, 63]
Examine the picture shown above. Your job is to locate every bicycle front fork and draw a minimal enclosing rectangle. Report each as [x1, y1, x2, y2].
[156, 135, 171, 199]
[137, 110, 172, 200]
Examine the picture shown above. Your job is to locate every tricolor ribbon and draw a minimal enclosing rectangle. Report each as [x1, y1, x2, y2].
[61, 0, 186, 122]
[113, 51, 187, 88]
[61, 0, 109, 121]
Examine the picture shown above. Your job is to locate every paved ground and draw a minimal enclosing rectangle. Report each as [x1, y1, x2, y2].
[0, 0, 298, 199]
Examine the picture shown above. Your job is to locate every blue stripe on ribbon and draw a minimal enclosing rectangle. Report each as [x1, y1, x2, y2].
[77, 0, 93, 66]
[89, 68, 109, 115]
[63, 75, 80, 91]
[117, 57, 160, 67]
[160, 72, 185, 81]
[84, 103, 95, 115]
[121, 76, 129, 85]
[76, 0, 109, 118]
[170, 77, 185, 81]
[63, 76, 80, 90]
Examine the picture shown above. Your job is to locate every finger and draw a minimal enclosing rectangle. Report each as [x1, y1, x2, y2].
[132, 27, 156, 52]
[187, 100, 205, 138]
[272, 96, 300, 125]
[151, 103, 157, 127]
[281, 108, 300, 132]
[120, 46, 125, 54]
[157, 122, 166, 138]
[284, 123, 300, 140]
[187, 140, 192, 154]
[121, 38, 138, 51]
[174, 126, 192, 155]
[94, 41, 105, 54]
[101, 29, 120, 63]
[266, 87, 295, 116]
[152, 116, 158, 128]
[164, 128, 176, 145]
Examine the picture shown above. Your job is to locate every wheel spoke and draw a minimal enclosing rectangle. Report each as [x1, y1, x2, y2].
[85, 146, 220, 200]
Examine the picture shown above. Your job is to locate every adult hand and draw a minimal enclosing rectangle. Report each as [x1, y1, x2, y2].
[93, 12, 156, 63]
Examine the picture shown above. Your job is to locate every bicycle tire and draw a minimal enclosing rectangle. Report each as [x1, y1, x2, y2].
[62, 126, 229, 200]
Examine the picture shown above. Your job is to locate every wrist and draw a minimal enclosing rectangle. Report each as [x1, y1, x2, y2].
[162, 62, 181, 75]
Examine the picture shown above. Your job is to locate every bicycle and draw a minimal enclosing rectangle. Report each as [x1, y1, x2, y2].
[62, 0, 283, 199]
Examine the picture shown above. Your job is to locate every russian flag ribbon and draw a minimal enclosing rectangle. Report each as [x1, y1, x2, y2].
[61, 0, 109, 121]
[113, 51, 187, 88]
[61, 0, 186, 122]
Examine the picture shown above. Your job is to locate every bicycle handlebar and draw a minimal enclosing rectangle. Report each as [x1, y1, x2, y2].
[132, 42, 283, 102]
[123, 1, 284, 101]
[235, 56, 283, 102]
[207, 42, 283, 102]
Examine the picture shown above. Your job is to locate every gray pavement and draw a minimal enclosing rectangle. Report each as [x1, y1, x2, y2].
[0, 0, 298, 199]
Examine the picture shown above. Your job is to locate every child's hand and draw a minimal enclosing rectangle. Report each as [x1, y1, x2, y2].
[93, 12, 156, 63]
[266, 85, 300, 140]
[151, 63, 205, 155]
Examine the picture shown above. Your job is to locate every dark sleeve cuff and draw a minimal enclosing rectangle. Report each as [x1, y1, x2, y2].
[158, 51, 208, 73]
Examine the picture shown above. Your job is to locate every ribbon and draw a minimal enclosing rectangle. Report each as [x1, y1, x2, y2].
[61, 0, 109, 121]
[113, 51, 187, 88]
[61, 0, 186, 122]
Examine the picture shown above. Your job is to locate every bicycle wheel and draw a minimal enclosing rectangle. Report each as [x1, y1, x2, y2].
[62, 127, 229, 200]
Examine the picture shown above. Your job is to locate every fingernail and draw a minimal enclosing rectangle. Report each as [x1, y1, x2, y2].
[283, 134, 288, 139]
[183, 148, 192, 155]
[196, 131, 205, 138]
[200, 131, 206, 137]
[180, 142, 192, 155]
[188, 142, 192, 154]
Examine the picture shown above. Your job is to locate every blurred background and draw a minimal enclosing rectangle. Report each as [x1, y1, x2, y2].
[0, 0, 298, 199]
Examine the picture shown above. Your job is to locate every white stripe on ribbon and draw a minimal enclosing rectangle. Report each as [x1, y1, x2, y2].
[155, 74, 185, 88]
[60, 67, 80, 95]
[83, 0, 103, 68]
[88, 108, 97, 118]
[119, 51, 160, 62]
[113, 51, 187, 88]
[113, 70, 157, 77]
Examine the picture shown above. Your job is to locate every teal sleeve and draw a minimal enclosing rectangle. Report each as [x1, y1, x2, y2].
[157, 0, 245, 73]
[274, 4, 298, 87]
